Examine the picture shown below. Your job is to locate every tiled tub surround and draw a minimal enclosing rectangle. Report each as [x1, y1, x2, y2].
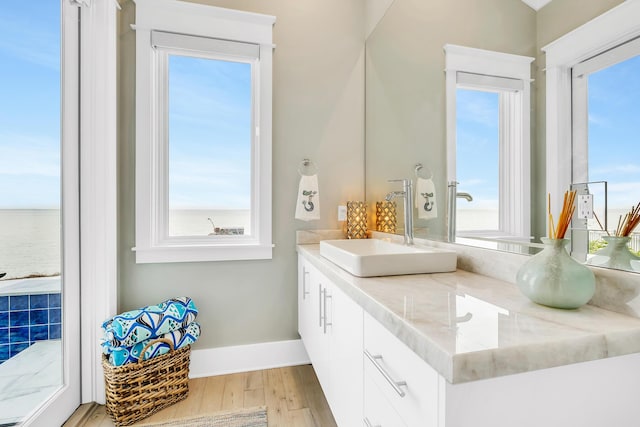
[297, 241, 640, 383]
[0, 277, 61, 363]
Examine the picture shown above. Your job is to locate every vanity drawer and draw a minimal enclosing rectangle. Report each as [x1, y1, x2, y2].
[363, 311, 439, 427]
[364, 373, 408, 427]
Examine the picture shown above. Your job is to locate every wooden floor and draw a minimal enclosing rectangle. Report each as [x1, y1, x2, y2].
[63, 365, 337, 427]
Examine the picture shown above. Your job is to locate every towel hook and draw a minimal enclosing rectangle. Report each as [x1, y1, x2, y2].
[298, 158, 318, 176]
[415, 163, 433, 179]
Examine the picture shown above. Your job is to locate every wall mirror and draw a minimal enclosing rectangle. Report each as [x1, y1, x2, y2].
[364, 0, 639, 272]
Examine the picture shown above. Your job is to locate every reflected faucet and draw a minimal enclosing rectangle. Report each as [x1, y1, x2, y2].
[447, 182, 474, 242]
[385, 179, 414, 245]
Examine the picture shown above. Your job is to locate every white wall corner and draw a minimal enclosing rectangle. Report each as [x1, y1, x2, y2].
[520, 0, 553, 12]
[189, 339, 310, 378]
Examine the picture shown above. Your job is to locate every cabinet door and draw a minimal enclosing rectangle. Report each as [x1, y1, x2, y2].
[297, 256, 313, 342]
[328, 283, 364, 427]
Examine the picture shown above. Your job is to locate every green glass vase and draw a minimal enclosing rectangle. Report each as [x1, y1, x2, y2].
[587, 236, 640, 272]
[516, 238, 596, 309]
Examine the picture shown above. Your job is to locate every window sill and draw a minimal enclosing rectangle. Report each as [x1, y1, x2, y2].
[133, 243, 273, 263]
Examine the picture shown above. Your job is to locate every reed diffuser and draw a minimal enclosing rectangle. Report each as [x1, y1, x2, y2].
[615, 202, 640, 237]
[516, 189, 595, 309]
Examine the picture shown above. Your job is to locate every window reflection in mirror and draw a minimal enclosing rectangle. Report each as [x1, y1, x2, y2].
[456, 88, 499, 233]
[167, 55, 252, 237]
[572, 40, 640, 266]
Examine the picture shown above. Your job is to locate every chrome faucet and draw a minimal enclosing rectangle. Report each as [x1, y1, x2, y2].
[447, 181, 473, 242]
[385, 179, 414, 245]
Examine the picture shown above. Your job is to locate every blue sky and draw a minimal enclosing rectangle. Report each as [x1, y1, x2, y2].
[456, 88, 499, 210]
[588, 55, 640, 210]
[0, 2, 60, 208]
[168, 55, 252, 210]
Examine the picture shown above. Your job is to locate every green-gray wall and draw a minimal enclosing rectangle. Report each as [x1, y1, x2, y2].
[117, 0, 365, 350]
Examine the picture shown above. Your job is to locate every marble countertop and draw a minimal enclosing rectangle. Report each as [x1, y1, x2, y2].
[297, 243, 640, 384]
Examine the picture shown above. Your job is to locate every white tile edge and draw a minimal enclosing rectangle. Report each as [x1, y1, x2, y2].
[188, 339, 310, 378]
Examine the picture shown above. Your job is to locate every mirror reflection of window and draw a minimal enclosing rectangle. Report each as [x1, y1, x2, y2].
[572, 39, 640, 257]
[167, 55, 252, 237]
[456, 88, 500, 232]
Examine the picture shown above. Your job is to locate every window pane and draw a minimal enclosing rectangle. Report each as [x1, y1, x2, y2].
[168, 55, 252, 237]
[586, 54, 640, 252]
[456, 88, 500, 231]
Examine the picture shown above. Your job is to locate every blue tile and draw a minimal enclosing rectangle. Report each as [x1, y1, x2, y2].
[30, 294, 49, 309]
[0, 312, 7, 328]
[30, 309, 48, 325]
[49, 324, 61, 340]
[0, 344, 9, 362]
[49, 308, 61, 324]
[30, 325, 48, 341]
[0, 328, 7, 344]
[10, 342, 30, 357]
[0, 296, 7, 311]
[9, 311, 29, 327]
[9, 327, 29, 343]
[49, 293, 61, 308]
[10, 295, 29, 310]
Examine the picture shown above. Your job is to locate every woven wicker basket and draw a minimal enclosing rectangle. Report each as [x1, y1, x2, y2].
[102, 338, 191, 426]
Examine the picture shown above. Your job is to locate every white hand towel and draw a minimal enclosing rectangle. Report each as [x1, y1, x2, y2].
[415, 178, 437, 220]
[295, 174, 321, 221]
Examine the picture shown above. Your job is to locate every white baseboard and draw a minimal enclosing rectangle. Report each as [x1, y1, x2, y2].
[189, 339, 310, 378]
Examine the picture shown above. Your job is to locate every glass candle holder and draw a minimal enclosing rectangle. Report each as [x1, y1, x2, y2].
[376, 201, 397, 233]
[346, 201, 368, 239]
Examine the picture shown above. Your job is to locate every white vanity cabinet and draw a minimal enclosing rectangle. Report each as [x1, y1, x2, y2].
[297, 256, 363, 427]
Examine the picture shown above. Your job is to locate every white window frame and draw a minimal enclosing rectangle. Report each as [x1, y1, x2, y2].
[543, 0, 640, 231]
[444, 44, 534, 239]
[133, 0, 275, 263]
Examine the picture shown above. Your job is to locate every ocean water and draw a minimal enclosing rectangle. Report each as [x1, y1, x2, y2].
[0, 209, 251, 280]
[0, 210, 61, 280]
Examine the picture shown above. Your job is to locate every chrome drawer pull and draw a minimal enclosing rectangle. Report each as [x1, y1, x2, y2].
[323, 290, 332, 334]
[364, 349, 407, 398]
[318, 284, 323, 327]
[302, 268, 310, 299]
[364, 417, 381, 427]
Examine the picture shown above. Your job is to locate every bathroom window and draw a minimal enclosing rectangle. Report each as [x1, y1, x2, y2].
[134, 0, 275, 263]
[445, 45, 534, 240]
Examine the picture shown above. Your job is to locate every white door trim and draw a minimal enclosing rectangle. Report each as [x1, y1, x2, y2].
[79, 0, 119, 405]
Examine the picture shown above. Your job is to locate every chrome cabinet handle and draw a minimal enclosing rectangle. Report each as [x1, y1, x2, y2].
[363, 417, 381, 427]
[323, 291, 332, 334]
[318, 284, 323, 327]
[364, 349, 407, 398]
[302, 267, 310, 300]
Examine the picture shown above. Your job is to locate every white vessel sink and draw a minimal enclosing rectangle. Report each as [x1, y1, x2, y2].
[319, 239, 457, 277]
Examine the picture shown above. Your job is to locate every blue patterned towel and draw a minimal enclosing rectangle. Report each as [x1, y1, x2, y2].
[101, 296, 198, 349]
[106, 322, 201, 366]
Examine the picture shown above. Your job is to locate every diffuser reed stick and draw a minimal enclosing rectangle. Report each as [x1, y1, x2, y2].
[548, 190, 576, 239]
[615, 202, 640, 237]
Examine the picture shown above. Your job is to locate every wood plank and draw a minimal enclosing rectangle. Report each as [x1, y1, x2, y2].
[244, 369, 264, 390]
[296, 365, 337, 427]
[262, 368, 290, 427]
[198, 374, 226, 413]
[281, 365, 307, 411]
[171, 377, 207, 418]
[287, 407, 317, 427]
[221, 371, 246, 410]
[243, 387, 266, 408]
[62, 403, 98, 426]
